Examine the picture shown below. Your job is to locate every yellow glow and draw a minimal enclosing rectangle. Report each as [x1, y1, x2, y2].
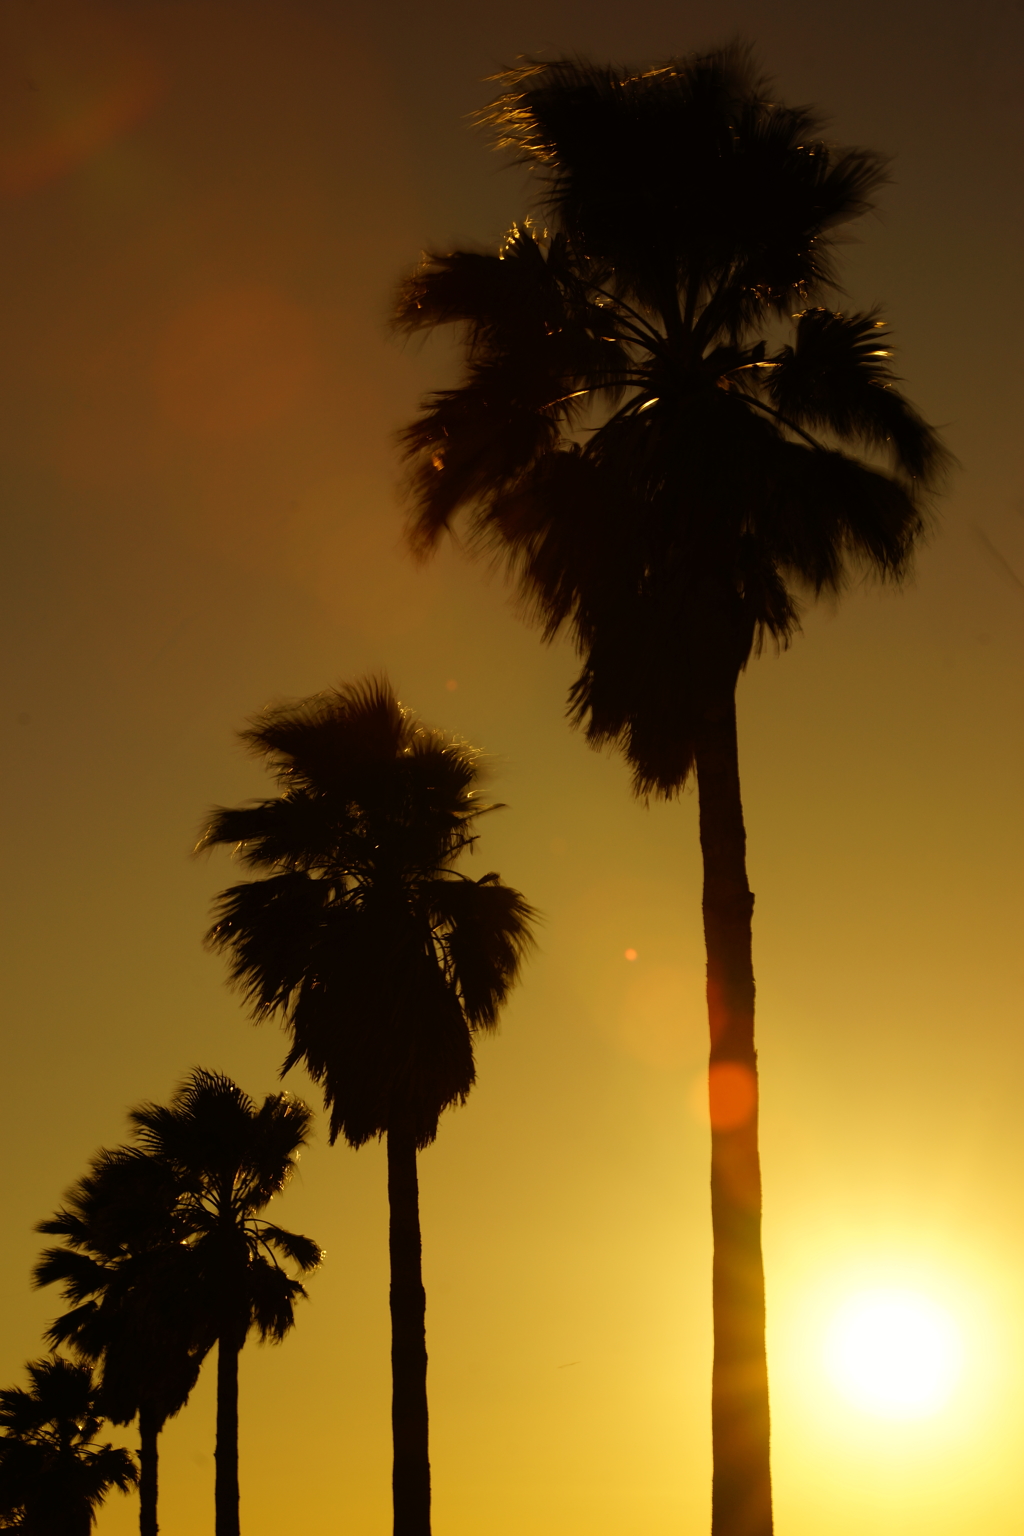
[825, 1289, 963, 1418]
[769, 1237, 1014, 1509]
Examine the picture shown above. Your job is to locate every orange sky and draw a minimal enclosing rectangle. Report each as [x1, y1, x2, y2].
[1, 2, 1022, 1533]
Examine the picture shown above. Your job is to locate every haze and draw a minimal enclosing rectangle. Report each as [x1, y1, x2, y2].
[1, 2, 1021, 1533]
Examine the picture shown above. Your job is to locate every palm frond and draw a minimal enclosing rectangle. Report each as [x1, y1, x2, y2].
[206, 873, 332, 1019]
[0, 1358, 100, 1439]
[398, 228, 634, 555]
[35, 1209, 92, 1244]
[401, 364, 571, 554]
[282, 912, 477, 1149]
[480, 47, 887, 327]
[78, 1442, 139, 1495]
[41, 1301, 103, 1357]
[426, 875, 537, 1027]
[197, 793, 360, 872]
[238, 1094, 315, 1207]
[768, 308, 951, 484]
[32, 1249, 111, 1303]
[130, 1071, 254, 1173]
[241, 677, 410, 791]
[245, 1259, 309, 1342]
[765, 439, 925, 591]
[257, 1226, 323, 1273]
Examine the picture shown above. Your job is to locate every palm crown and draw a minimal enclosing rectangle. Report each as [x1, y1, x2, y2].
[201, 678, 535, 1148]
[126, 1071, 322, 1350]
[0, 1357, 137, 1533]
[396, 47, 948, 793]
[35, 1149, 208, 1430]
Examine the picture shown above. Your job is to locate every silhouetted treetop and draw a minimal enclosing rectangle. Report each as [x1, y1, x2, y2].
[396, 47, 949, 797]
[201, 678, 535, 1148]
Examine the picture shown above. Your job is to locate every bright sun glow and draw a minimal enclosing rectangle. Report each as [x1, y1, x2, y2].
[825, 1289, 964, 1419]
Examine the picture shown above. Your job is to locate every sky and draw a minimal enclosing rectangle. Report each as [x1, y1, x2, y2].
[0, 0, 1021, 1532]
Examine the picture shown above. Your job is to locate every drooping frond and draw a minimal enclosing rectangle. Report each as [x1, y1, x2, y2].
[767, 307, 951, 484]
[245, 1261, 309, 1344]
[36, 1149, 189, 1258]
[197, 793, 361, 873]
[399, 228, 631, 554]
[425, 874, 537, 1027]
[763, 439, 926, 590]
[280, 900, 477, 1149]
[401, 369, 567, 553]
[206, 873, 331, 1018]
[33, 1250, 111, 1307]
[257, 1226, 323, 1274]
[244, 1093, 316, 1207]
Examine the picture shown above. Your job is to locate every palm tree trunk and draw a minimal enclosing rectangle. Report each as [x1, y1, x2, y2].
[387, 1124, 431, 1536]
[214, 1337, 241, 1536]
[694, 696, 772, 1536]
[138, 1403, 160, 1536]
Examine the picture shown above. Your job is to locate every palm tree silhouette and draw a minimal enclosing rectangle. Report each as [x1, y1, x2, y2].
[0, 1356, 137, 1534]
[34, 1148, 210, 1536]
[126, 1070, 321, 1536]
[200, 677, 535, 1536]
[395, 47, 947, 1536]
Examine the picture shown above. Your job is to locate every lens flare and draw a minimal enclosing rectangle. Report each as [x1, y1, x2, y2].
[707, 1061, 757, 1129]
[825, 1289, 963, 1419]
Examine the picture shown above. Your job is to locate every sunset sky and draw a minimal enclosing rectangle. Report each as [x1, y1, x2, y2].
[1, 1, 1022, 1532]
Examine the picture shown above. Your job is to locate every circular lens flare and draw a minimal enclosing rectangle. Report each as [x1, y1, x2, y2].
[825, 1289, 963, 1419]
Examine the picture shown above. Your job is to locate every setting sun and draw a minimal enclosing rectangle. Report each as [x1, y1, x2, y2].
[825, 1290, 964, 1419]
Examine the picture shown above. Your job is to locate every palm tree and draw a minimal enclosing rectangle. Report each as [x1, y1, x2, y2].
[0, 1356, 137, 1534]
[126, 1070, 321, 1536]
[34, 1148, 210, 1536]
[394, 47, 947, 1536]
[199, 677, 535, 1536]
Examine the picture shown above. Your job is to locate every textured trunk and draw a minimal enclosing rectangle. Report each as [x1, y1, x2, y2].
[138, 1402, 160, 1536]
[695, 697, 772, 1536]
[214, 1336, 241, 1536]
[387, 1125, 431, 1536]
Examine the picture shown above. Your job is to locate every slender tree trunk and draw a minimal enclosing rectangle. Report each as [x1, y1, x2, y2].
[387, 1124, 431, 1536]
[694, 696, 772, 1536]
[214, 1336, 241, 1536]
[138, 1402, 160, 1536]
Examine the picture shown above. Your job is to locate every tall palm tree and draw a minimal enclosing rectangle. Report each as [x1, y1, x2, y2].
[0, 1356, 137, 1534]
[127, 1070, 321, 1536]
[34, 1149, 210, 1536]
[394, 47, 947, 1536]
[200, 677, 535, 1536]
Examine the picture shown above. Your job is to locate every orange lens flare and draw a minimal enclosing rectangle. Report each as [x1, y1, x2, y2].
[707, 1061, 757, 1130]
[1, 54, 162, 200]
